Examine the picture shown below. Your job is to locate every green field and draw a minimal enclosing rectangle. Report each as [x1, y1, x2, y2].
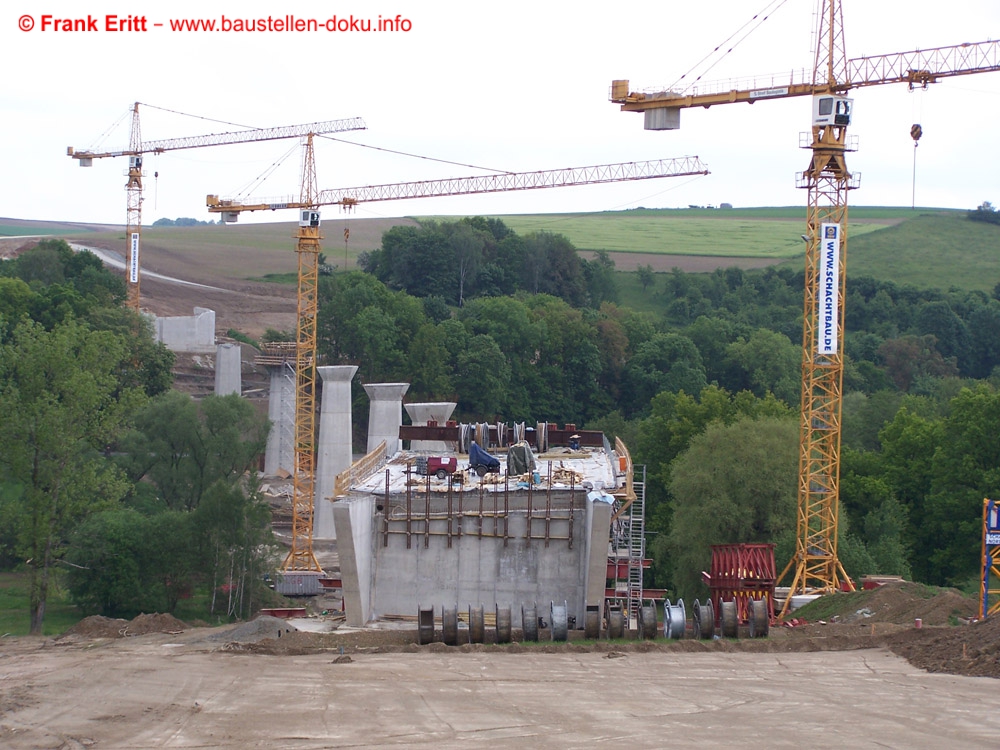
[0, 224, 89, 237]
[419, 206, 942, 257]
[844, 213, 1000, 291]
[30, 205, 999, 293]
[0, 572, 82, 637]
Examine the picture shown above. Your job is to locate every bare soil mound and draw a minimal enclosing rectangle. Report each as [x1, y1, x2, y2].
[885, 615, 1000, 678]
[59, 612, 189, 640]
[808, 581, 978, 626]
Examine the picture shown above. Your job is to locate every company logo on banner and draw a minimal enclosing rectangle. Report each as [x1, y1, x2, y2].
[129, 233, 139, 284]
[818, 223, 841, 355]
[988, 500, 1000, 546]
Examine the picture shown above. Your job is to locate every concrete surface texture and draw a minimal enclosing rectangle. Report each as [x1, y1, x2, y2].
[153, 306, 216, 352]
[3, 636, 999, 748]
[364, 382, 409, 456]
[404, 401, 458, 451]
[213, 342, 242, 396]
[333, 452, 615, 627]
[314, 365, 358, 539]
[264, 362, 295, 475]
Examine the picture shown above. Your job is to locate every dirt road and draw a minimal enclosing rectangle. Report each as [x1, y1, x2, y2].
[2, 627, 999, 749]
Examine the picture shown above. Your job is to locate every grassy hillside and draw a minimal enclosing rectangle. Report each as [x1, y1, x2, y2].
[844, 213, 1000, 292]
[29, 206, 997, 293]
[422, 206, 936, 257]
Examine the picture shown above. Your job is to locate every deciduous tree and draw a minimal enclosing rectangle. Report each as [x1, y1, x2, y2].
[667, 416, 798, 600]
[0, 319, 138, 633]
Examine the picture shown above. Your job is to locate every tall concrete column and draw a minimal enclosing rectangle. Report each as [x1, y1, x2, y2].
[214, 343, 242, 396]
[584, 492, 615, 626]
[314, 365, 358, 539]
[364, 382, 409, 457]
[264, 363, 296, 476]
[403, 402, 458, 451]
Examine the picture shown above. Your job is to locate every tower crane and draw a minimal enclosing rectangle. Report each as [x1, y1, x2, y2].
[610, 0, 1000, 615]
[67, 103, 366, 310]
[208, 153, 710, 576]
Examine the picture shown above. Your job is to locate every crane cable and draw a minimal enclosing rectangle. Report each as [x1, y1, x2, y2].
[138, 101, 513, 176]
[85, 107, 132, 152]
[227, 142, 301, 200]
[316, 133, 513, 175]
[669, 0, 790, 94]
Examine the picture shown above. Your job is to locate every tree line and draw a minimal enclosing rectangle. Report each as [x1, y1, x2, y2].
[0, 240, 276, 633]
[358, 217, 617, 308]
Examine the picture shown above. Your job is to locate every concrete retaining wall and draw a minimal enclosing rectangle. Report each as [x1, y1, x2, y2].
[155, 307, 215, 352]
[335, 493, 612, 628]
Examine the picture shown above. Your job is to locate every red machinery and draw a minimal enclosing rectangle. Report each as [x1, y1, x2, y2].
[415, 456, 457, 479]
[702, 543, 775, 638]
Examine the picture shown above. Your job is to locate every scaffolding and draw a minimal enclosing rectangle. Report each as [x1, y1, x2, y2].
[607, 437, 647, 628]
[378, 462, 578, 549]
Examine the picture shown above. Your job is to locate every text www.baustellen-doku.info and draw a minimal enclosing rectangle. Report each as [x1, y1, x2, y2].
[17, 13, 412, 33]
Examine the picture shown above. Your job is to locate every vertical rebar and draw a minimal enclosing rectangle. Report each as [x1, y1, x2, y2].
[478, 481, 484, 538]
[382, 468, 390, 547]
[424, 473, 431, 549]
[503, 474, 510, 547]
[457, 473, 464, 540]
[544, 461, 553, 547]
[526, 472, 533, 540]
[405, 465, 412, 550]
[493, 474, 499, 538]
[447, 477, 453, 549]
[568, 474, 575, 549]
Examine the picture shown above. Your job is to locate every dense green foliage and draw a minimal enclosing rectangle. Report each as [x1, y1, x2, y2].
[667, 417, 799, 600]
[0, 240, 275, 630]
[0, 318, 138, 633]
[968, 201, 1000, 226]
[358, 218, 617, 308]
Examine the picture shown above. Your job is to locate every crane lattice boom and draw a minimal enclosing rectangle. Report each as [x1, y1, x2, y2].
[612, 39, 1000, 110]
[68, 116, 367, 161]
[207, 157, 709, 215]
[846, 40, 1000, 88]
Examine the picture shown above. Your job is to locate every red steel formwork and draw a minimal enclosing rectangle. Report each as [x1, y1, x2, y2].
[702, 543, 776, 624]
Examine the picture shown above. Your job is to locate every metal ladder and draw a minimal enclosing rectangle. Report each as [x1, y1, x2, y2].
[626, 465, 646, 627]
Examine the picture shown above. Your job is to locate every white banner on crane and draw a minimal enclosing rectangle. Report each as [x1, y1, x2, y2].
[129, 233, 139, 284]
[817, 223, 841, 355]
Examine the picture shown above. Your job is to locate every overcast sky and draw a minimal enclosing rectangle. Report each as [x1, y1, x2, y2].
[5, 1, 999, 225]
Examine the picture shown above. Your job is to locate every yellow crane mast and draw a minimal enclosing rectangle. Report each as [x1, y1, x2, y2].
[208, 154, 710, 575]
[610, 0, 1000, 614]
[67, 104, 366, 311]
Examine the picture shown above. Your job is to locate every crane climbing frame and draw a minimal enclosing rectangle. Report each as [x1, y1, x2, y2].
[611, 0, 1000, 617]
[208, 153, 710, 576]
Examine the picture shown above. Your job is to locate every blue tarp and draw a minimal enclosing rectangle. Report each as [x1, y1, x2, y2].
[469, 441, 500, 471]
